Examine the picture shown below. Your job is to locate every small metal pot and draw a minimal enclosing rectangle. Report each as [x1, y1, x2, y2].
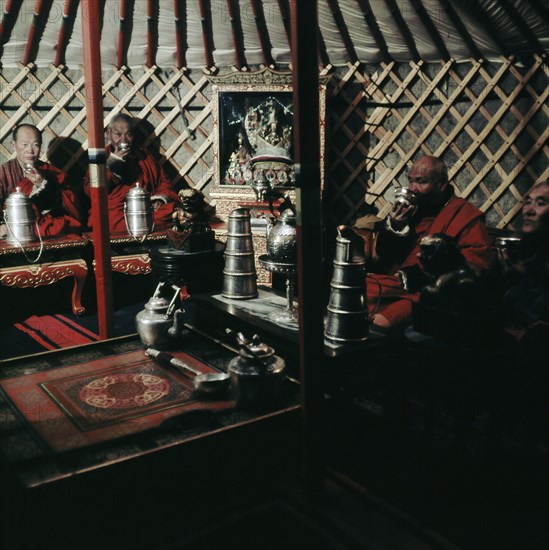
[228, 333, 286, 409]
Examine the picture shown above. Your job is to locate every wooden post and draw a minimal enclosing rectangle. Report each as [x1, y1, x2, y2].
[290, 0, 325, 498]
[81, 0, 114, 339]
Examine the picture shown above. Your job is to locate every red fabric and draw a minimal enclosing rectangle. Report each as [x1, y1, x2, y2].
[84, 146, 180, 232]
[0, 159, 83, 237]
[367, 195, 495, 328]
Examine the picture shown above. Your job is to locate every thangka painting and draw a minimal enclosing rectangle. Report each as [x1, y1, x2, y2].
[214, 89, 295, 188]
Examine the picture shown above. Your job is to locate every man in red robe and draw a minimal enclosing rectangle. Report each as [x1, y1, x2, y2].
[0, 124, 83, 239]
[367, 156, 494, 329]
[83, 114, 180, 234]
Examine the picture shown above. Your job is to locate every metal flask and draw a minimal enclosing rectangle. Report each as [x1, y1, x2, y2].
[124, 182, 153, 238]
[222, 207, 258, 299]
[228, 334, 286, 409]
[266, 206, 297, 263]
[325, 225, 369, 343]
[4, 186, 36, 245]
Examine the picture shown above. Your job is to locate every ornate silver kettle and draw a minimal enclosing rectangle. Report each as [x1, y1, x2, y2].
[124, 182, 153, 238]
[4, 186, 36, 245]
[266, 194, 297, 263]
[135, 282, 183, 349]
[228, 333, 286, 408]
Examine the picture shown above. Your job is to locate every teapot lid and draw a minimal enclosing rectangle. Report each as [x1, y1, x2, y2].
[7, 186, 29, 201]
[127, 182, 149, 197]
[144, 295, 170, 312]
[236, 333, 275, 360]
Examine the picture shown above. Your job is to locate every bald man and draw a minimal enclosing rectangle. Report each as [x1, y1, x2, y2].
[83, 114, 180, 233]
[0, 124, 83, 239]
[367, 155, 494, 329]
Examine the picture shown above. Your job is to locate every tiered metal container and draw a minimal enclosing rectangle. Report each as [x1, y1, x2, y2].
[325, 225, 369, 342]
[222, 208, 258, 299]
[4, 186, 36, 245]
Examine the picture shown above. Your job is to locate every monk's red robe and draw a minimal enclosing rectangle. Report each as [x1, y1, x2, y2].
[0, 159, 83, 237]
[84, 146, 179, 233]
[367, 194, 495, 327]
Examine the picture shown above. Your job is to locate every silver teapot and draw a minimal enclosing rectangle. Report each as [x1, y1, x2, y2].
[135, 282, 183, 349]
[4, 186, 36, 245]
[124, 182, 153, 238]
[266, 194, 297, 264]
[228, 333, 286, 408]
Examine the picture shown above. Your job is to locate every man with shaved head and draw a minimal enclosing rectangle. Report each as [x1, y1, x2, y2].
[0, 124, 83, 239]
[83, 114, 180, 233]
[366, 155, 494, 330]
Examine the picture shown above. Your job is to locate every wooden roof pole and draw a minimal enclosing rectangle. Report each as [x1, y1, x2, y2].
[290, 0, 325, 499]
[173, 0, 186, 69]
[54, 0, 79, 67]
[0, 0, 23, 61]
[81, 0, 114, 339]
[23, 0, 51, 65]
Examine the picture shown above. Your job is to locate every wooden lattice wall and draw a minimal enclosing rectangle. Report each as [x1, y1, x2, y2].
[327, 55, 548, 231]
[1, 56, 547, 231]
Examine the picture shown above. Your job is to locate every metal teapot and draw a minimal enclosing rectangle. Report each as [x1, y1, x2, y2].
[266, 194, 297, 264]
[4, 186, 36, 245]
[124, 182, 153, 238]
[135, 282, 183, 349]
[228, 333, 286, 408]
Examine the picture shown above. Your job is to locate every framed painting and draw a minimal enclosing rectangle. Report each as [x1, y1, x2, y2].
[208, 67, 327, 220]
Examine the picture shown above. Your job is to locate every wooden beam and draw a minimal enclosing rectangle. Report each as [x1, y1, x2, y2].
[438, 0, 483, 60]
[147, 0, 159, 67]
[198, 0, 215, 69]
[463, 0, 511, 58]
[290, 0, 325, 500]
[54, 0, 80, 67]
[23, 0, 53, 65]
[326, 0, 358, 64]
[356, 0, 392, 63]
[173, 0, 187, 69]
[276, 0, 292, 45]
[498, 0, 547, 55]
[226, 0, 247, 70]
[250, 0, 275, 67]
[410, 0, 451, 61]
[383, 0, 420, 61]
[81, 0, 114, 340]
[0, 0, 24, 61]
[317, 28, 330, 69]
[117, 0, 135, 68]
[524, 0, 549, 30]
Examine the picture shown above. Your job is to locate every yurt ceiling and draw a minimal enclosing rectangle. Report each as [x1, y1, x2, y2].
[0, 0, 547, 70]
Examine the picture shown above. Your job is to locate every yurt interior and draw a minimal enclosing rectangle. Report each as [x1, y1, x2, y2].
[0, 1, 547, 549]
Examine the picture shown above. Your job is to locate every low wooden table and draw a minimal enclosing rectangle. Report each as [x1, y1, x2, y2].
[85, 230, 168, 276]
[0, 234, 89, 315]
[192, 286, 395, 377]
[0, 329, 300, 548]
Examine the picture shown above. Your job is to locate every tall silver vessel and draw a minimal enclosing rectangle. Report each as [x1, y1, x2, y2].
[325, 225, 369, 342]
[222, 207, 258, 299]
[124, 182, 153, 238]
[3, 186, 36, 245]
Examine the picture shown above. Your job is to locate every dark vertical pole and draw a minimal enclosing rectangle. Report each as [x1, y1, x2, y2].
[81, 0, 114, 339]
[290, 1, 325, 498]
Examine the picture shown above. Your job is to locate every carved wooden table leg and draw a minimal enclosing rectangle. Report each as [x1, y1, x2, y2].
[0, 259, 88, 316]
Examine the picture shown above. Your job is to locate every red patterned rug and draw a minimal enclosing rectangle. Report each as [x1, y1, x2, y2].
[1, 349, 234, 452]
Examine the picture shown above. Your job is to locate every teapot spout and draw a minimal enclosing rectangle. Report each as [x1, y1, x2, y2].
[168, 308, 185, 338]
